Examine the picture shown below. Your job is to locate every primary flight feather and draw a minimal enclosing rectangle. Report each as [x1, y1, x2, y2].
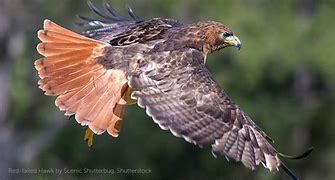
[34, 2, 310, 179]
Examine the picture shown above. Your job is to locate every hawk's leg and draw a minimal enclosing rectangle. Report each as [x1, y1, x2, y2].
[84, 128, 94, 148]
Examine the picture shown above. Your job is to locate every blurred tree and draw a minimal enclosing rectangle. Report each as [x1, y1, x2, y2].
[0, 0, 334, 180]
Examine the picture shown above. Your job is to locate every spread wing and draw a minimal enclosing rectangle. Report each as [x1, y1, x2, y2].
[128, 48, 281, 171]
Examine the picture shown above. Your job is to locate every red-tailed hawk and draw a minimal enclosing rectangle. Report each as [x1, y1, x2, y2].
[34, 2, 311, 179]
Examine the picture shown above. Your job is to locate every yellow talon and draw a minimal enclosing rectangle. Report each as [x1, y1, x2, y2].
[119, 85, 137, 105]
[84, 128, 94, 148]
[125, 98, 137, 105]
[123, 87, 137, 105]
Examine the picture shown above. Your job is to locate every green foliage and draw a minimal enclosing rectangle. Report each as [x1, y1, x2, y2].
[3, 0, 334, 179]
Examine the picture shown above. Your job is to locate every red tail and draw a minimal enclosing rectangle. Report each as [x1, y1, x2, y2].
[35, 20, 129, 136]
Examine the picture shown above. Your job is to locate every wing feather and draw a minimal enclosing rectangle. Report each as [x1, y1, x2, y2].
[129, 48, 281, 171]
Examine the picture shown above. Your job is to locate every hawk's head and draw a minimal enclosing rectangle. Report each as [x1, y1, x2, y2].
[194, 21, 241, 54]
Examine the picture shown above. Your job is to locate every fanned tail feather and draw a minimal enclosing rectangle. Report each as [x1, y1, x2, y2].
[35, 19, 129, 136]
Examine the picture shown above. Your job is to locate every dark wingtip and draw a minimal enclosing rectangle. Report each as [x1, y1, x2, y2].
[279, 147, 314, 160]
[104, 0, 128, 21]
[79, 0, 143, 25]
[278, 147, 314, 180]
[126, 4, 143, 22]
[87, 0, 121, 21]
[280, 162, 299, 180]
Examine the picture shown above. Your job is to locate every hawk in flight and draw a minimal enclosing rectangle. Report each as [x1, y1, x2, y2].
[35, 2, 311, 179]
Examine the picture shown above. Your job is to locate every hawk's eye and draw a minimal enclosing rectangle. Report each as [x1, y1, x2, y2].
[222, 32, 232, 38]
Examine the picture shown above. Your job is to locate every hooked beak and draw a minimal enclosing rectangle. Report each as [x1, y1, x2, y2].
[225, 35, 242, 50]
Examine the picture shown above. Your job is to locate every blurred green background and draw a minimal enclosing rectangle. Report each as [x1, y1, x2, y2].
[0, 0, 334, 179]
